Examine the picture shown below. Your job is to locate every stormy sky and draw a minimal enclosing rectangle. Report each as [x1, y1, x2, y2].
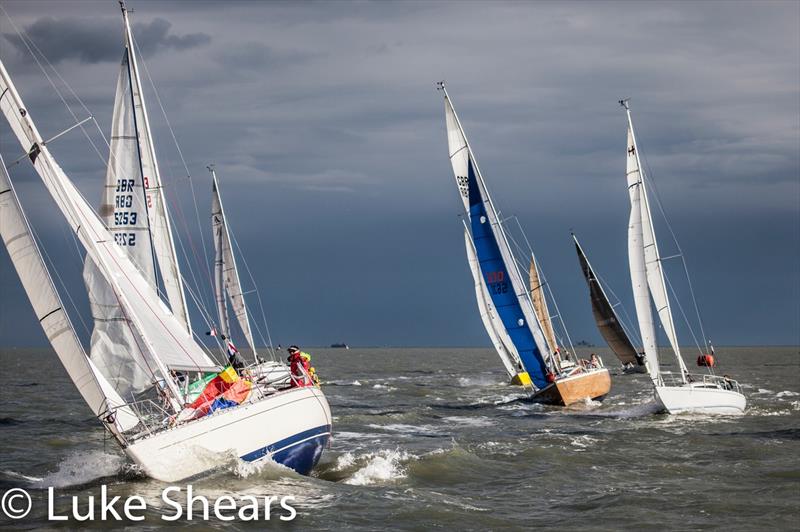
[0, 0, 797, 350]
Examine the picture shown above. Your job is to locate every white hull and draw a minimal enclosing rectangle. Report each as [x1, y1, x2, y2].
[125, 386, 332, 482]
[654, 383, 746, 415]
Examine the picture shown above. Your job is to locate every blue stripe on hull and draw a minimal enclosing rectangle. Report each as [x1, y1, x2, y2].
[240, 424, 331, 476]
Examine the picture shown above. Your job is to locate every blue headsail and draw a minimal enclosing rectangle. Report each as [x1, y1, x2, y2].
[467, 159, 550, 388]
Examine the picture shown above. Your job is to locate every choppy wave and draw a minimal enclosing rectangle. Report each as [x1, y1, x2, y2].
[330, 449, 415, 486]
[35, 450, 126, 488]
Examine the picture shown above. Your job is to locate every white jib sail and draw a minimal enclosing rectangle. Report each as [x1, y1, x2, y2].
[465, 229, 520, 377]
[443, 89, 551, 366]
[0, 59, 218, 408]
[626, 110, 688, 377]
[83, 50, 159, 396]
[0, 154, 139, 432]
[123, 7, 191, 333]
[211, 170, 257, 354]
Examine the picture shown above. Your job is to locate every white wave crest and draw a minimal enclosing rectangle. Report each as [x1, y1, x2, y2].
[36, 450, 126, 488]
[344, 449, 414, 486]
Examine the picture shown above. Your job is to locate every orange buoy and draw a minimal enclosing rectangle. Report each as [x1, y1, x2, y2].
[697, 354, 715, 367]
[546, 372, 556, 383]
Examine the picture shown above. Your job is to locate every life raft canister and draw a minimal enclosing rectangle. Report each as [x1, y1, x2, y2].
[697, 354, 716, 367]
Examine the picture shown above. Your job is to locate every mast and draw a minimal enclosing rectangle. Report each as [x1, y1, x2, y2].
[623, 99, 661, 383]
[120, 0, 192, 333]
[623, 101, 688, 380]
[210, 166, 259, 359]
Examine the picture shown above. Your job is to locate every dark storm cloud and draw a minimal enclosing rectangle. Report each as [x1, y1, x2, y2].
[0, 0, 797, 347]
[4, 16, 210, 64]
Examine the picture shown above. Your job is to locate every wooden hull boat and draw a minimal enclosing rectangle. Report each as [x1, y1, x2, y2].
[531, 368, 611, 406]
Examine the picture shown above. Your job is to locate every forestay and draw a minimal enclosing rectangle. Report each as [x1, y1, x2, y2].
[0, 153, 139, 432]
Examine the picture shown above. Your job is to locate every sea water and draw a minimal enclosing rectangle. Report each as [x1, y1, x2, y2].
[1, 347, 797, 529]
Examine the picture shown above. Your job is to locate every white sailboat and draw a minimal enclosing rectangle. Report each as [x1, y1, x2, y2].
[622, 99, 746, 414]
[209, 166, 289, 385]
[440, 82, 610, 406]
[0, 3, 331, 482]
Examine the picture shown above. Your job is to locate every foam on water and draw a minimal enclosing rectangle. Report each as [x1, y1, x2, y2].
[367, 423, 444, 437]
[569, 435, 600, 450]
[343, 449, 415, 486]
[233, 455, 293, 479]
[456, 375, 505, 387]
[440, 416, 494, 427]
[35, 450, 126, 488]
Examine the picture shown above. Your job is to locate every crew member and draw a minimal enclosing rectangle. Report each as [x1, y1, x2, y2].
[287, 345, 312, 387]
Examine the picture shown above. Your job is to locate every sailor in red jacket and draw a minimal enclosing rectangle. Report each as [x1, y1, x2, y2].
[287, 345, 312, 387]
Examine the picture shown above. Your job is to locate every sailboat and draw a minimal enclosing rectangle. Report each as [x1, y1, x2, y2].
[440, 82, 611, 406]
[0, 3, 331, 482]
[621, 99, 746, 414]
[209, 166, 289, 385]
[572, 234, 647, 373]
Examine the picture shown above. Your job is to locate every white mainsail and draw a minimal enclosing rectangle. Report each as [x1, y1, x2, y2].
[83, 49, 158, 396]
[0, 59, 219, 409]
[464, 229, 520, 377]
[122, 5, 191, 333]
[625, 106, 688, 379]
[0, 153, 139, 432]
[210, 169, 257, 354]
[442, 87, 551, 365]
[626, 129, 660, 382]
[528, 254, 558, 355]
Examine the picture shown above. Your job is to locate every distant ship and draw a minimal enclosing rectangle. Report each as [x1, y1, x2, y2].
[330, 343, 350, 349]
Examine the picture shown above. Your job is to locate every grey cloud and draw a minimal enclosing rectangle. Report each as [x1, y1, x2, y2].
[212, 42, 315, 71]
[4, 16, 210, 64]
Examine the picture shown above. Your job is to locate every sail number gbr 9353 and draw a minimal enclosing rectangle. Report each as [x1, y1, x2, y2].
[113, 178, 139, 246]
[486, 271, 508, 295]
